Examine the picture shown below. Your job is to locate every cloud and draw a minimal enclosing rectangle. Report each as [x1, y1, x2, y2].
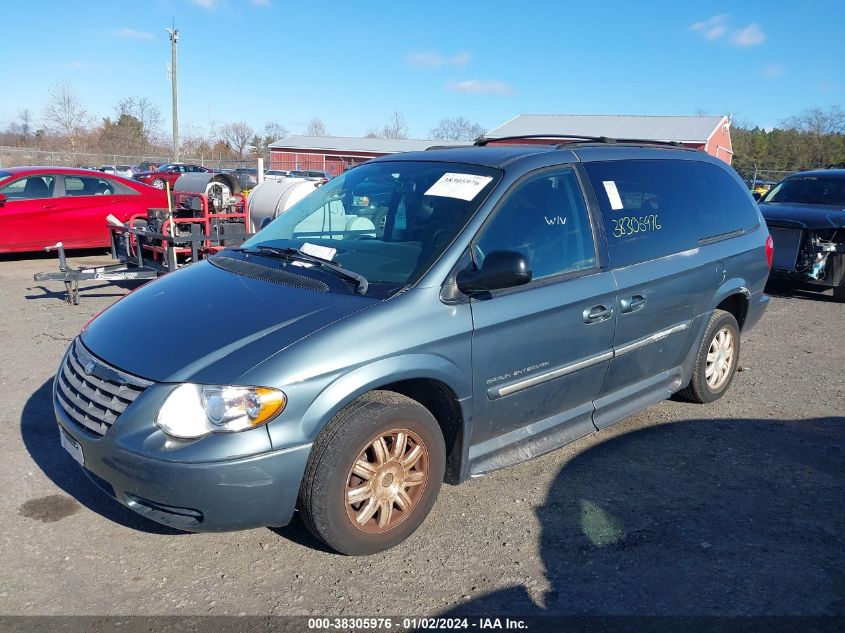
[447, 80, 513, 95]
[251, 0, 271, 5]
[407, 51, 470, 69]
[731, 23, 765, 46]
[689, 15, 766, 47]
[115, 27, 154, 40]
[188, 0, 219, 9]
[70, 61, 90, 69]
[690, 14, 728, 41]
[762, 62, 785, 78]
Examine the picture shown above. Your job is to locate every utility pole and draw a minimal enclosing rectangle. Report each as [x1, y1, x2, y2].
[165, 26, 180, 162]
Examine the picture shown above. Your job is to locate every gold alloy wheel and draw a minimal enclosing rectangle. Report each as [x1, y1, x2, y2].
[705, 326, 736, 390]
[345, 428, 429, 534]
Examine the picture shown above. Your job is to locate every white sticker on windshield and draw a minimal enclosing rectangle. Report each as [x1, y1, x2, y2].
[602, 180, 624, 210]
[301, 242, 337, 261]
[425, 173, 493, 201]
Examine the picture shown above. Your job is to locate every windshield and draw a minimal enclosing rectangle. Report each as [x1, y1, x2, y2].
[241, 160, 500, 289]
[764, 176, 845, 206]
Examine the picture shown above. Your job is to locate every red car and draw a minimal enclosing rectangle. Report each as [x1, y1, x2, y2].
[0, 166, 168, 253]
[133, 162, 213, 189]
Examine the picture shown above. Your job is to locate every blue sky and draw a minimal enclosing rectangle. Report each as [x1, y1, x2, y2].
[1, 0, 842, 138]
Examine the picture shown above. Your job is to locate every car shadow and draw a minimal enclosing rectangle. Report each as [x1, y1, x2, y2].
[21, 378, 184, 534]
[765, 280, 838, 303]
[269, 515, 337, 555]
[438, 416, 845, 616]
[0, 247, 110, 263]
[25, 281, 146, 303]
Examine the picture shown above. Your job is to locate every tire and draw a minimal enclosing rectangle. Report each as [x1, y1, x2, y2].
[151, 178, 166, 189]
[678, 309, 741, 404]
[298, 391, 446, 555]
[833, 284, 845, 303]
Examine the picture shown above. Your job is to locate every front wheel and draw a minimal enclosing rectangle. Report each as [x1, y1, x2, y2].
[678, 309, 741, 404]
[298, 391, 445, 555]
[833, 284, 845, 303]
[151, 178, 166, 189]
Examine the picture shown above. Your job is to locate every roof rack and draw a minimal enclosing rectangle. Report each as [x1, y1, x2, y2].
[424, 144, 475, 151]
[474, 134, 612, 146]
[473, 134, 689, 150]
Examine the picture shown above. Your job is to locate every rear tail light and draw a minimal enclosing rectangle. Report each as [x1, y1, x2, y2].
[765, 234, 773, 269]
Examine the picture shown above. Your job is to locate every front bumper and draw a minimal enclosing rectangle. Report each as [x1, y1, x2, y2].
[54, 389, 312, 532]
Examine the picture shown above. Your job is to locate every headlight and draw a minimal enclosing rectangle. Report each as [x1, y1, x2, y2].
[156, 384, 286, 439]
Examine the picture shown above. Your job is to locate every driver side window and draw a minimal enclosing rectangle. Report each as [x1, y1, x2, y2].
[475, 168, 596, 281]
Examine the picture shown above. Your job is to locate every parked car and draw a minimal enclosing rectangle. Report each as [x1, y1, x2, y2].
[133, 163, 212, 189]
[134, 161, 160, 173]
[0, 166, 168, 253]
[758, 168, 845, 301]
[233, 167, 258, 189]
[290, 169, 333, 184]
[98, 165, 133, 179]
[264, 169, 293, 181]
[52, 141, 771, 554]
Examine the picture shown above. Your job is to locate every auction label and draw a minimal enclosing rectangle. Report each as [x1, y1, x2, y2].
[602, 180, 624, 210]
[425, 173, 493, 201]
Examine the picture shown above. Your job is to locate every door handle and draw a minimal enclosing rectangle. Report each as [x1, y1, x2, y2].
[41, 203, 57, 210]
[620, 294, 647, 313]
[583, 304, 613, 324]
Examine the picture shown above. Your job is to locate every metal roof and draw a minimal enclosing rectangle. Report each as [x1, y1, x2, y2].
[486, 114, 727, 143]
[268, 135, 465, 154]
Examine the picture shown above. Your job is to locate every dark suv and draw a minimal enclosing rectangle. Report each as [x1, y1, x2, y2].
[53, 138, 771, 554]
[757, 169, 845, 301]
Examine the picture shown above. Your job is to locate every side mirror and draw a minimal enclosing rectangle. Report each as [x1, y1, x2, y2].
[751, 191, 763, 202]
[259, 216, 273, 230]
[457, 250, 532, 294]
[0, 193, 5, 207]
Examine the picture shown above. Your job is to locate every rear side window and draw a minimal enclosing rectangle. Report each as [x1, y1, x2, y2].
[583, 159, 759, 268]
[64, 176, 117, 196]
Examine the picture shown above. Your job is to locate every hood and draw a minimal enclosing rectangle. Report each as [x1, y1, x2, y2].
[81, 259, 377, 384]
[759, 202, 845, 230]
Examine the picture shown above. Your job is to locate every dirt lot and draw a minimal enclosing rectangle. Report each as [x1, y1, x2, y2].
[0, 252, 843, 617]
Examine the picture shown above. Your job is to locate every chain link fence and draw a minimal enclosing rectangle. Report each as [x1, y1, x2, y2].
[0, 146, 264, 171]
[733, 167, 795, 187]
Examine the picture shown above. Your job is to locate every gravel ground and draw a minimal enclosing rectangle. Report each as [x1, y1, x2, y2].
[0, 252, 842, 617]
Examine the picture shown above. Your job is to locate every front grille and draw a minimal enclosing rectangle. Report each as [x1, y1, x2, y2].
[56, 339, 152, 436]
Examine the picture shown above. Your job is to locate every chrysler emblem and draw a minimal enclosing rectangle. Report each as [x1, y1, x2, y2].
[84, 361, 96, 376]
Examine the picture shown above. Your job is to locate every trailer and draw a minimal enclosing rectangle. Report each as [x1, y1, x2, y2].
[34, 172, 251, 304]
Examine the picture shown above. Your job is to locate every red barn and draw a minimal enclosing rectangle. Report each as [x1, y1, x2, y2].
[268, 136, 464, 176]
[485, 114, 733, 163]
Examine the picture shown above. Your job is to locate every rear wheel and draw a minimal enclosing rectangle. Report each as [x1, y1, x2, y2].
[151, 178, 166, 189]
[298, 391, 445, 555]
[833, 284, 845, 303]
[678, 309, 740, 404]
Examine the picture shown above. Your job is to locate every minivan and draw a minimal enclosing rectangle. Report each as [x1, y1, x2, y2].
[53, 139, 772, 554]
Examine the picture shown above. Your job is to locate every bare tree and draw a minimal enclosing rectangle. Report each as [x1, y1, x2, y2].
[42, 82, 90, 152]
[363, 127, 381, 139]
[304, 118, 328, 136]
[782, 106, 845, 166]
[114, 96, 162, 154]
[18, 109, 33, 138]
[219, 122, 255, 159]
[263, 121, 288, 145]
[381, 111, 408, 139]
[430, 116, 486, 141]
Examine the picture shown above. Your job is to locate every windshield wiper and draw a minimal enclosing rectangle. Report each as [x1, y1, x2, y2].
[234, 245, 369, 294]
